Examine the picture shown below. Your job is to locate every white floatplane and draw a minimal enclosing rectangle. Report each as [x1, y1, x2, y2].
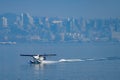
[20, 54, 56, 64]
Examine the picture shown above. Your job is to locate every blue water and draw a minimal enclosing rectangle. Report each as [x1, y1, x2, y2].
[0, 43, 120, 80]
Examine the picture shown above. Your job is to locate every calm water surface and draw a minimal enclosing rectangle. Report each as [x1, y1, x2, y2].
[0, 43, 120, 80]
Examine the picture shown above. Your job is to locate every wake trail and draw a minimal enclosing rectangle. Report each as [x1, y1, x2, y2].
[59, 59, 84, 62]
[41, 56, 120, 64]
[41, 59, 84, 64]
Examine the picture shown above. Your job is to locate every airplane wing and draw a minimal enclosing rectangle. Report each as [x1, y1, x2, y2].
[42, 54, 56, 56]
[20, 54, 35, 57]
[20, 54, 56, 57]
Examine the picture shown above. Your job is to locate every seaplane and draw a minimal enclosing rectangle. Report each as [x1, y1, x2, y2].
[20, 54, 56, 64]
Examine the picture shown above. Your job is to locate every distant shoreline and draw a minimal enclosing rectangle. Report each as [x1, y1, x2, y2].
[0, 41, 16, 45]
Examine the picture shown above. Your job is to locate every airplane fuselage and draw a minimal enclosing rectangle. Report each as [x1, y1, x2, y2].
[30, 55, 46, 64]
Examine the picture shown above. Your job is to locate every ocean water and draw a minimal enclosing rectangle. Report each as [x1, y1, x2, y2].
[0, 42, 120, 80]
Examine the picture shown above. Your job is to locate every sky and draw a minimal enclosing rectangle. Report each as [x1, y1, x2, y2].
[0, 0, 120, 18]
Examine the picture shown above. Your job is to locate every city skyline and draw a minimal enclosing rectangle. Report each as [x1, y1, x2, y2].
[0, 0, 120, 19]
[0, 13, 120, 42]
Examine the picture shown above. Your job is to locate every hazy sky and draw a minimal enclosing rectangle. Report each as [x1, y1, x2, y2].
[0, 0, 120, 18]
